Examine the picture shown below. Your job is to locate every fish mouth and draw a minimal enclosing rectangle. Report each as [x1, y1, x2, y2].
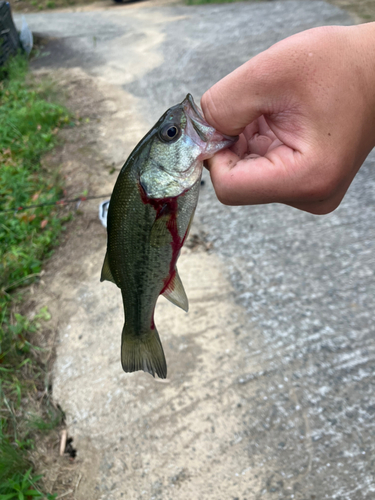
[181, 93, 237, 144]
[183, 93, 205, 121]
[181, 94, 238, 158]
[182, 94, 210, 142]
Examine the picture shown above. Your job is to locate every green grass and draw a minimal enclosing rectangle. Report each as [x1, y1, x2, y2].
[0, 54, 71, 498]
[0, 466, 56, 499]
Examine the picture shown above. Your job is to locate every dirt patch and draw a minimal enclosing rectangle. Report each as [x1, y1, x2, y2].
[27, 65, 223, 498]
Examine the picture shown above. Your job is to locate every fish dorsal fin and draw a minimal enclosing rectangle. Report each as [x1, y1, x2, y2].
[162, 269, 188, 312]
[150, 204, 176, 248]
[100, 252, 116, 284]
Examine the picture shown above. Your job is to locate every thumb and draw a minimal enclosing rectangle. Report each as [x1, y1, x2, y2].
[200, 47, 291, 137]
[201, 33, 310, 137]
[201, 62, 263, 136]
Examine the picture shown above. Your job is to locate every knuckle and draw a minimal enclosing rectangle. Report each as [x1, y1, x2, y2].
[298, 163, 345, 214]
[213, 177, 235, 206]
[307, 199, 341, 215]
[301, 167, 340, 203]
[214, 185, 232, 206]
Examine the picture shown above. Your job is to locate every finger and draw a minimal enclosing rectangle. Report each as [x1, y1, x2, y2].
[207, 145, 305, 205]
[257, 115, 273, 137]
[248, 134, 273, 156]
[243, 121, 259, 139]
[201, 61, 264, 136]
[243, 118, 278, 144]
[208, 147, 350, 214]
[230, 133, 248, 157]
[248, 134, 284, 156]
[201, 45, 297, 136]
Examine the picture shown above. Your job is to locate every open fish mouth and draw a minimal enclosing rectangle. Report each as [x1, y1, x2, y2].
[184, 93, 205, 121]
[181, 93, 238, 159]
[182, 93, 212, 143]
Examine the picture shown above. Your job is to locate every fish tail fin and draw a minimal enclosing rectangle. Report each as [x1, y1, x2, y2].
[121, 323, 167, 379]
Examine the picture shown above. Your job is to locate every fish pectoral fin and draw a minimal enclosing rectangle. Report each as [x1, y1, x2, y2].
[100, 252, 116, 284]
[150, 204, 176, 248]
[162, 269, 189, 312]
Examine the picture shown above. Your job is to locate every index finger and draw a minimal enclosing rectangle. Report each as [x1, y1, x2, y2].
[207, 146, 305, 206]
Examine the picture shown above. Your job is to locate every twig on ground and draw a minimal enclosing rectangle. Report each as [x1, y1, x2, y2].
[75, 473, 82, 492]
[56, 489, 74, 499]
[3, 272, 41, 292]
[60, 429, 67, 456]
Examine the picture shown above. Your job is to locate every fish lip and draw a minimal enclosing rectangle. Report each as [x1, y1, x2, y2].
[182, 94, 238, 143]
[183, 93, 205, 121]
[191, 116, 208, 142]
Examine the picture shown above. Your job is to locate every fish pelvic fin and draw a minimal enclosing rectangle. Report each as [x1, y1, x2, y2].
[162, 268, 188, 312]
[100, 252, 116, 284]
[121, 324, 167, 379]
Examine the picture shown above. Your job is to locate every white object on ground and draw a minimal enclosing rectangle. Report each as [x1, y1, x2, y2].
[20, 16, 33, 55]
[99, 200, 110, 228]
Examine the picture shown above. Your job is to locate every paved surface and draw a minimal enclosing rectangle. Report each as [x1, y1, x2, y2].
[15, 2, 375, 499]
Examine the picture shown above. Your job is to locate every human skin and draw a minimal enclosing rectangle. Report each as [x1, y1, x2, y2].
[201, 23, 375, 214]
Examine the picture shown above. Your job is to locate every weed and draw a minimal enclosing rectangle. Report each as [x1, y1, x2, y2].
[0, 431, 30, 483]
[0, 54, 71, 496]
[0, 467, 56, 499]
[29, 402, 65, 432]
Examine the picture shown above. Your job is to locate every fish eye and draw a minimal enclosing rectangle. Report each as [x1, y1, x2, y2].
[159, 124, 181, 143]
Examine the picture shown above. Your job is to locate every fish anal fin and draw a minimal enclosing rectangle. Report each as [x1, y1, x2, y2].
[100, 252, 116, 284]
[162, 269, 188, 312]
[121, 323, 167, 379]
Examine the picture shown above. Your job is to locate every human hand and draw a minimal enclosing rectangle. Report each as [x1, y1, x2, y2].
[201, 23, 375, 214]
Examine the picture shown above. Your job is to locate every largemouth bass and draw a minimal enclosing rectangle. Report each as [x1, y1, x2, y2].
[101, 94, 237, 378]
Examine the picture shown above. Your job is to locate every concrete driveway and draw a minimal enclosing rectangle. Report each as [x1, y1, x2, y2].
[15, 2, 375, 499]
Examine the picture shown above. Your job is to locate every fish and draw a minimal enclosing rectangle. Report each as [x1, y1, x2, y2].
[100, 94, 237, 378]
